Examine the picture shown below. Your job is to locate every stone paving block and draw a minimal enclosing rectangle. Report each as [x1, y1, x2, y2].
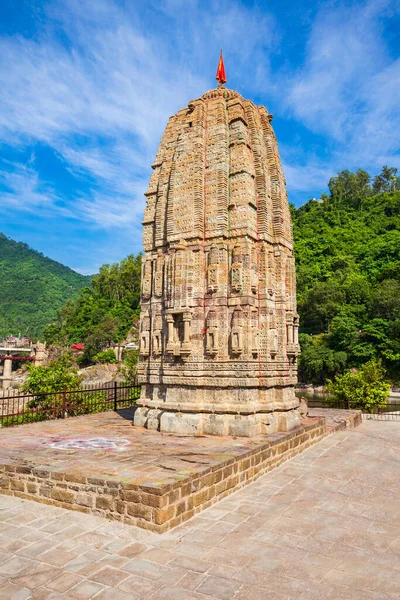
[13, 563, 62, 589]
[150, 586, 208, 600]
[117, 573, 162, 596]
[179, 570, 207, 591]
[122, 558, 170, 579]
[117, 542, 146, 558]
[174, 541, 211, 559]
[138, 547, 176, 565]
[157, 566, 187, 586]
[1, 538, 27, 555]
[0, 583, 31, 600]
[169, 554, 211, 573]
[64, 556, 99, 576]
[196, 575, 243, 599]
[233, 583, 286, 600]
[17, 538, 58, 558]
[98, 553, 130, 568]
[0, 556, 36, 577]
[39, 549, 77, 567]
[46, 572, 83, 593]
[203, 547, 248, 568]
[182, 530, 226, 546]
[67, 580, 105, 599]
[95, 589, 136, 600]
[89, 566, 130, 586]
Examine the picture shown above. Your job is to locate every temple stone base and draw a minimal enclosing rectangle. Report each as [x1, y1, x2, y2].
[134, 384, 301, 436]
[134, 407, 301, 436]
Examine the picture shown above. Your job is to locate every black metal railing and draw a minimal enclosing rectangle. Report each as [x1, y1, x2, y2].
[0, 381, 141, 427]
[303, 396, 400, 420]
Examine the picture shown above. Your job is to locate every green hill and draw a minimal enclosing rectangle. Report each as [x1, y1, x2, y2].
[293, 167, 400, 384]
[0, 233, 90, 338]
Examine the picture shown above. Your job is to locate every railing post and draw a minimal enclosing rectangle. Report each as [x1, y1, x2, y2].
[114, 381, 118, 412]
[62, 386, 67, 418]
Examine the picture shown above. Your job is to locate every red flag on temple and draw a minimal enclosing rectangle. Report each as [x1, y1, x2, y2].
[216, 50, 227, 85]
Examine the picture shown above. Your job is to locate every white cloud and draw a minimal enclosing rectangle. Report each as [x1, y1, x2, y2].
[285, 0, 400, 171]
[282, 161, 334, 194]
[0, 0, 276, 241]
[0, 162, 61, 213]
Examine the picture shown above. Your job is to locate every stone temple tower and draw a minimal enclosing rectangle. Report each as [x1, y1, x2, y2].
[134, 57, 301, 436]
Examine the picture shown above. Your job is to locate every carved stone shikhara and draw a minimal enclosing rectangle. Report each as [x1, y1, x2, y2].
[134, 86, 301, 436]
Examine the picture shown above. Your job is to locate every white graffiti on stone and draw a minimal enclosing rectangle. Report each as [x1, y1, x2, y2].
[50, 438, 130, 450]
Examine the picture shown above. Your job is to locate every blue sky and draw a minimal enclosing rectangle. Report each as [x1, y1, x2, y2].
[0, 0, 399, 274]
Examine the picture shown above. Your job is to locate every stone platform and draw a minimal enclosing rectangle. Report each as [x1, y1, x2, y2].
[0, 408, 360, 533]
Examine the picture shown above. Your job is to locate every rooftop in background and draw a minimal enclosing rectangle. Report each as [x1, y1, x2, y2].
[0, 347, 32, 354]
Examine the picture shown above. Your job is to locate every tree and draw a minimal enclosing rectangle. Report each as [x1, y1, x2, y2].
[120, 349, 139, 383]
[93, 349, 118, 364]
[22, 354, 82, 396]
[83, 317, 119, 360]
[372, 166, 398, 194]
[327, 360, 390, 413]
[328, 169, 371, 210]
[300, 281, 345, 334]
[298, 334, 347, 384]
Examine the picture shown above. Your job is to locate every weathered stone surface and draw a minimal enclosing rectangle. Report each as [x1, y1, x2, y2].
[135, 85, 301, 436]
[0, 419, 396, 600]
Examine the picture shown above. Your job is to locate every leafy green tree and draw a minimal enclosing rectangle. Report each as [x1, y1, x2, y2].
[93, 349, 118, 364]
[300, 281, 345, 334]
[372, 279, 400, 320]
[120, 349, 139, 383]
[83, 317, 119, 360]
[372, 166, 398, 194]
[328, 169, 371, 210]
[298, 334, 347, 384]
[328, 313, 360, 352]
[327, 360, 390, 413]
[22, 354, 82, 395]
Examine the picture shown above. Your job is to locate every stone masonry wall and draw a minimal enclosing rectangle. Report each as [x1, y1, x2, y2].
[0, 419, 328, 533]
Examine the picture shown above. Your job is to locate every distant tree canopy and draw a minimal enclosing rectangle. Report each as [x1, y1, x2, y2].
[44, 254, 141, 361]
[294, 166, 400, 384]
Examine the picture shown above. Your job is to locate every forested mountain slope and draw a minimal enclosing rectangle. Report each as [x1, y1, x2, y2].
[0, 234, 90, 338]
[43, 254, 142, 362]
[293, 168, 400, 384]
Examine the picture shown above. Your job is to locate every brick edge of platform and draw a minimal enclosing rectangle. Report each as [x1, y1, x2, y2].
[0, 413, 360, 533]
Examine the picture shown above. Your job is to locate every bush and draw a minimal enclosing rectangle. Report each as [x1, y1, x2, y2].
[120, 348, 139, 383]
[93, 349, 118, 364]
[327, 359, 390, 413]
[22, 354, 82, 396]
[21, 353, 83, 414]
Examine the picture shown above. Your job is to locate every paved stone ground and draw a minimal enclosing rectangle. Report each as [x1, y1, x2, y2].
[0, 420, 399, 600]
